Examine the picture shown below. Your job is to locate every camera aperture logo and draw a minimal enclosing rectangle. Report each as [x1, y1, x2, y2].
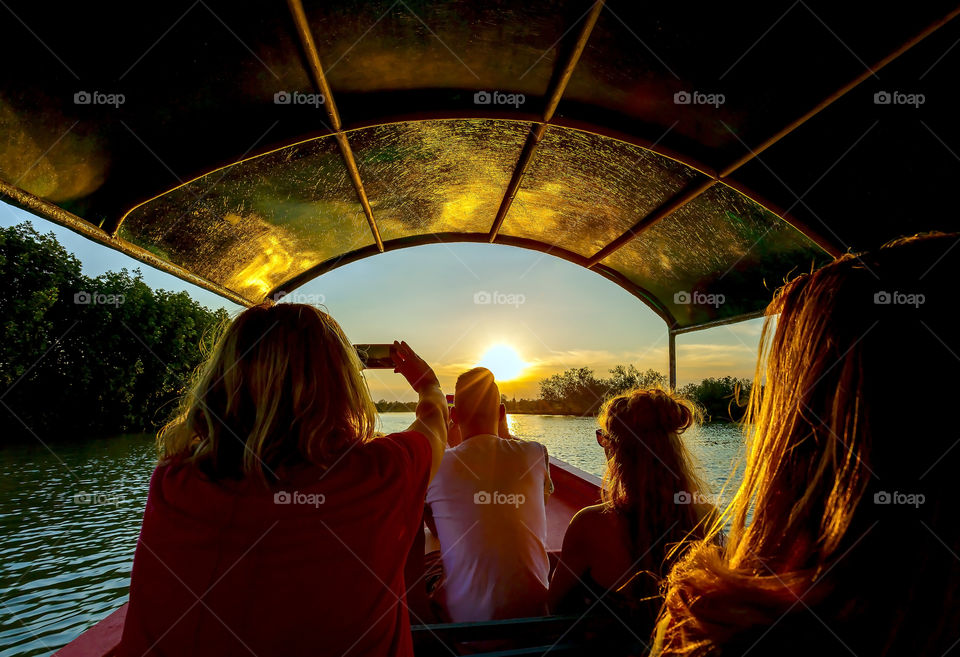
[873, 90, 925, 108]
[873, 290, 925, 308]
[674, 290, 725, 308]
[74, 291, 125, 307]
[473, 90, 525, 108]
[473, 490, 525, 508]
[673, 490, 719, 505]
[274, 91, 325, 108]
[73, 491, 125, 506]
[271, 290, 326, 305]
[274, 490, 326, 507]
[673, 90, 725, 108]
[473, 290, 526, 307]
[873, 490, 925, 508]
[74, 91, 125, 108]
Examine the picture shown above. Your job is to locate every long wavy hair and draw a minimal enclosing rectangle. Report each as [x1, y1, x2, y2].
[598, 388, 710, 577]
[158, 303, 377, 484]
[654, 232, 960, 656]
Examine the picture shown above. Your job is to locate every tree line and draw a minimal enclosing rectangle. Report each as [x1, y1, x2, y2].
[513, 365, 751, 421]
[1, 222, 229, 441]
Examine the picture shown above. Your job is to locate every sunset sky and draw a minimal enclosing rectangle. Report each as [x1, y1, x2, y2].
[2, 201, 765, 401]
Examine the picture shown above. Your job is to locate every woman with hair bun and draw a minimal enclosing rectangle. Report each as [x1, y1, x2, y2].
[548, 388, 715, 644]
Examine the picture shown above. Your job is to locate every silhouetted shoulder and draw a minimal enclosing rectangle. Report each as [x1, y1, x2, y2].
[568, 503, 609, 530]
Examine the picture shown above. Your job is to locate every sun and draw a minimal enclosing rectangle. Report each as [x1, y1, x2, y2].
[477, 344, 527, 382]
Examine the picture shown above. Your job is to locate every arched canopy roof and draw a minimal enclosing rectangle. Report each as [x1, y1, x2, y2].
[2, 0, 959, 330]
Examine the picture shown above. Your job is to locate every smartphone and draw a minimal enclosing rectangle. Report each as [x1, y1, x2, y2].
[355, 344, 395, 369]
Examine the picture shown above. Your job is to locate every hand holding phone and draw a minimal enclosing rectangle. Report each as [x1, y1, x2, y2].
[354, 344, 395, 369]
[390, 341, 440, 393]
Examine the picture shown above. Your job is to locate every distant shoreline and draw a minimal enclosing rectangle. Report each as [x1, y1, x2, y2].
[377, 410, 738, 423]
[377, 409, 591, 417]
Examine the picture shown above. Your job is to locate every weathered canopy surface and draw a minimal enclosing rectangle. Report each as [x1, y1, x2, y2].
[2, 0, 959, 329]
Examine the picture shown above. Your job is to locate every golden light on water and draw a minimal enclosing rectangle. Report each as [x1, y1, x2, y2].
[477, 343, 527, 382]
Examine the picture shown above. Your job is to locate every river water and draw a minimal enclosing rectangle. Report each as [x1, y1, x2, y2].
[0, 415, 744, 656]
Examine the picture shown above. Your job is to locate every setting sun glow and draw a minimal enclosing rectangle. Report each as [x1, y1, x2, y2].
[477, 344, 527, 382]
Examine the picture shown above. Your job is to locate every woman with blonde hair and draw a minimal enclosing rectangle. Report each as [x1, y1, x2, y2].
[654, 232, 960, 656]
[119, 303, 447, 657]
[549, 388, 714, 645]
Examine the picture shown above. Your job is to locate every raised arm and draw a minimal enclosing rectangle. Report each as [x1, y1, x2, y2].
[392, 340, 447, 482]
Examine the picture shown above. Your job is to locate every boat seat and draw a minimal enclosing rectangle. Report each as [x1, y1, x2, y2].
[411, 614, 614, 656]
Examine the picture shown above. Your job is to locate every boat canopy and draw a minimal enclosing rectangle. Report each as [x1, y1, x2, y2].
[2, 0, 959, 334]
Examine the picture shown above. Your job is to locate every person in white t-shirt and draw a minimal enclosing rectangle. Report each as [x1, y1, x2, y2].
[424, 367, 554, 622]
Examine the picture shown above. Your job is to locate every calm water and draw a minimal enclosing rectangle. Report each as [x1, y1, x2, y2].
[0, 416, 744, 656]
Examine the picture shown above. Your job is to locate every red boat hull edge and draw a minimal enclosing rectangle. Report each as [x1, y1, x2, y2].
[52, 457, 603, 657]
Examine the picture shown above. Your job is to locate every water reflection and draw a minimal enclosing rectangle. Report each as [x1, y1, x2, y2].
[0, 435, 154, 657]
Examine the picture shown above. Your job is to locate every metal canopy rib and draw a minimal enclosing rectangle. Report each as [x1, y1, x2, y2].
[286, 0, 384, 252]
[0, 178, 254, 307]
[585, 4, 960, 270]
[486, 0, 605, 242]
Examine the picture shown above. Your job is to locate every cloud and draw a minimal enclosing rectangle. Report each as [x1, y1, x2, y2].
[523, 345, 669, 375]
[674, 342, 758, 385]
[677, 342, 754, 363]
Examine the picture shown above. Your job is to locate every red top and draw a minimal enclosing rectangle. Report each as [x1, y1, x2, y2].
[118, 431, 432, 657]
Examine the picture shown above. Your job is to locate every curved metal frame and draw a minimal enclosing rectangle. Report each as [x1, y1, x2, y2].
[0, 178, 254, 307]
[268, 232, 679, 329]
[102, 115, 836, 306]
[18, 110, 836, 336]
[113, 115, 715, 236]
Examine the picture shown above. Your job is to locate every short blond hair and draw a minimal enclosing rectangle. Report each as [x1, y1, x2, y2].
[454, 367, 500, 425]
